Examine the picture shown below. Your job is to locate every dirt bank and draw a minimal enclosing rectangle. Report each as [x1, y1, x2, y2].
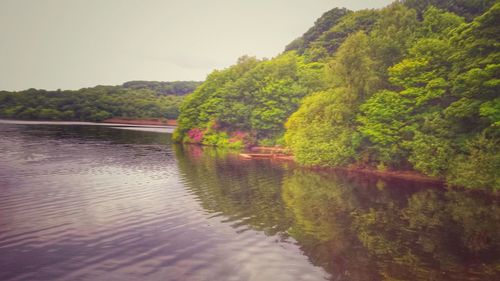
[241, 145, 443, 185]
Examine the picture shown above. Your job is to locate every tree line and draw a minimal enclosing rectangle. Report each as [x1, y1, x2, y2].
[0, 81, 201, 122]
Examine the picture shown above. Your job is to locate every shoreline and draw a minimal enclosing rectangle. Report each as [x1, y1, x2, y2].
[0, 118, 177, 128]
[103, 118, 177, 126]
[240, 146, 445, 185]
[182, 143, 444, 185]
[0, 120, 479, 188]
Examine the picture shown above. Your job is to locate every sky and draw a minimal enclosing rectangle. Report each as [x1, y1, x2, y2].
[0, 0, 394, 91]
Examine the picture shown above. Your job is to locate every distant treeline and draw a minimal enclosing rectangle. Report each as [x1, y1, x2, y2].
[122, 81, 202, 96]
[174, 0, 499, 189]
[0, 81, 201, 122]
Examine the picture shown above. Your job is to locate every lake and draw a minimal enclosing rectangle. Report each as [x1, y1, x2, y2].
[0, 123, 498, 281]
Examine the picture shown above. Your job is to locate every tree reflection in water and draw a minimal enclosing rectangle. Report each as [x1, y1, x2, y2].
[175, 144, 500, 281]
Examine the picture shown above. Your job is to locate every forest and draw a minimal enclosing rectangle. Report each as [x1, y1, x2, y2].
[173, 0, 499, 190]
[0, 81, 201, 121]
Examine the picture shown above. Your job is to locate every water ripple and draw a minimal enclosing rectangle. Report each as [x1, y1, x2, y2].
[0, 124, 329, 281]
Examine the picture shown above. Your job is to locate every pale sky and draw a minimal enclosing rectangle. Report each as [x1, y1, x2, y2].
[0, 0, 393, 91]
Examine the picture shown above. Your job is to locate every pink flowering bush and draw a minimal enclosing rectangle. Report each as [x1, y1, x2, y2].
[187, 128, 204, 143]
[182, 122, 254, 149]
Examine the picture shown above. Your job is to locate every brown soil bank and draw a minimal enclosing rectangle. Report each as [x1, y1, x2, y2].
[240, 146, 443, 185]
[103, 118, 177, 126]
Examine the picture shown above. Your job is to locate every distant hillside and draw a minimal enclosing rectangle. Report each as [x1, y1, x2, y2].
[122, 81, 202, 96]
[0, 80, 202, 122]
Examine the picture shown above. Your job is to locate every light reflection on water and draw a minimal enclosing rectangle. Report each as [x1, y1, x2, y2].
[0, 123, 498, 281]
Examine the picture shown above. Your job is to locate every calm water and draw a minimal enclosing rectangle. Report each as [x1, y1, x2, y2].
[0, 123, 498, 281]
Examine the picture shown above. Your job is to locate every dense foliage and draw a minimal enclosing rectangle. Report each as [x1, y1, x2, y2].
[173, 53, 326, 146]
[401, 0, 498, 19]
[174, 0, 500, 189]
[0, 81, 200, 121]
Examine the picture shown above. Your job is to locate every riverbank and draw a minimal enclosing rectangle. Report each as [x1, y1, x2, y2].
[0, 118, 176, 127]
[0, 119, 176, 133]
[239, 145, 444, 185]
[103, 118, 177, 126]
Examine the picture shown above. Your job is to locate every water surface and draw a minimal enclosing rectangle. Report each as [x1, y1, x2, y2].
[0, 123, 498, 281]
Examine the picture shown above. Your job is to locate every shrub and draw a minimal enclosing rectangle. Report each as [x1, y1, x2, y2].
[187, 128, 204, 143]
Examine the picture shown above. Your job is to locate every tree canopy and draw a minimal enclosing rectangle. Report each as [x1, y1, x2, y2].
[175, 1, 499, 189]
[0, 81, 201, 122]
